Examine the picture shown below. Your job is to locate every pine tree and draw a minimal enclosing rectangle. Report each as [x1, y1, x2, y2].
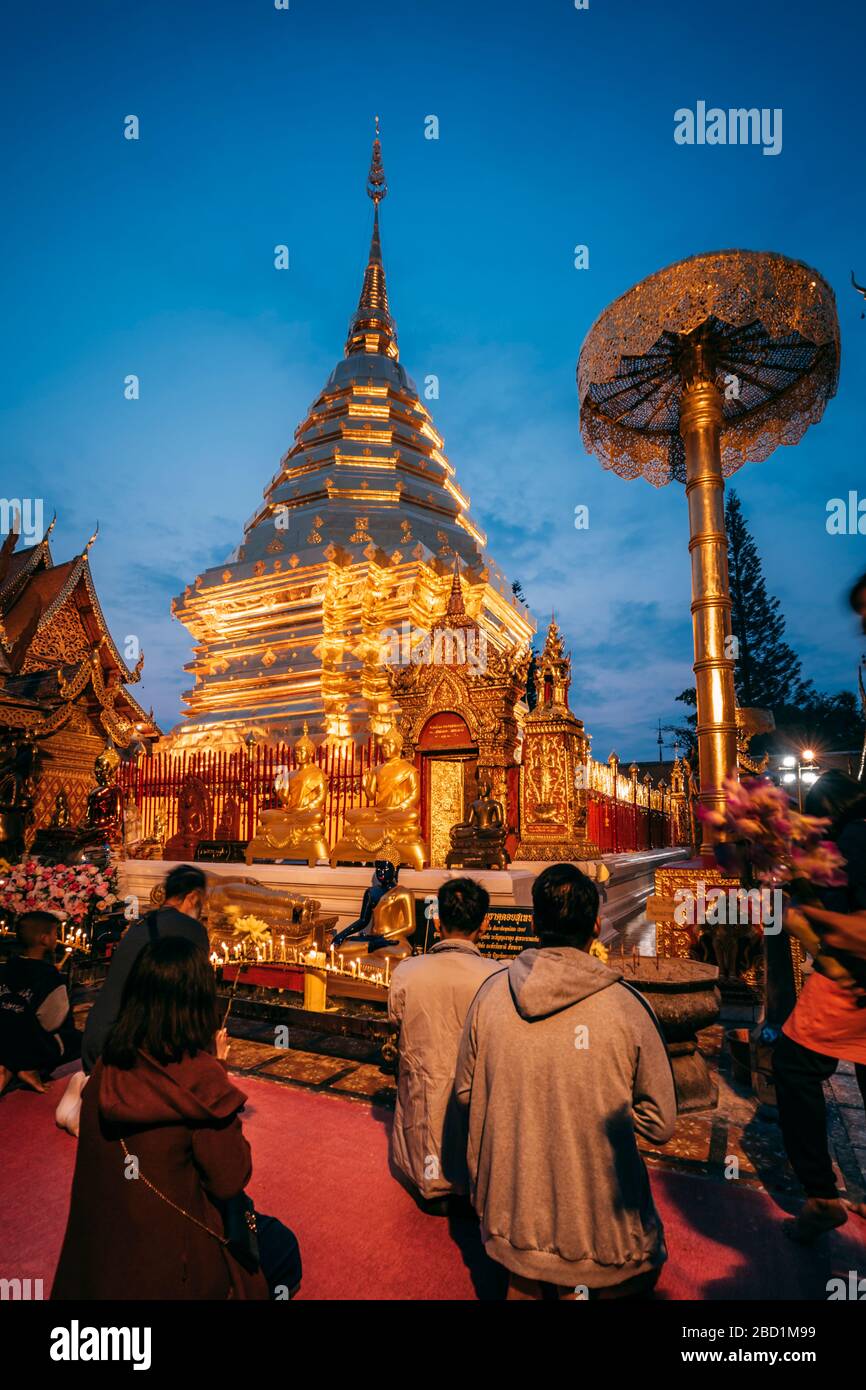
[725, 490, 814, 710]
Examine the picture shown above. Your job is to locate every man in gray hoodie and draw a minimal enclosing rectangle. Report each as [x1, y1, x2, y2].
[454, 862, 676, 1299]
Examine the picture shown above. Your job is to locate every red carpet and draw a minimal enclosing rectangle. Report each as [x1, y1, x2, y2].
[2, 1064, 865, 1300]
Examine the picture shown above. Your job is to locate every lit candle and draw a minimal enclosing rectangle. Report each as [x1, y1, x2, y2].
[384, 958, 391, 986]
[280, 934, 286, 962]
[330, 944, 335, 969]
[338, 953, 344, 974]
[221, 941, 229, 964]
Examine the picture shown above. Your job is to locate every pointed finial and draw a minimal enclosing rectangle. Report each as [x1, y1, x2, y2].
[45, 512, 57, 539]
[367, 117, 387, 206]
[84, 522, 100, 553]
[346, 120, 397, 357]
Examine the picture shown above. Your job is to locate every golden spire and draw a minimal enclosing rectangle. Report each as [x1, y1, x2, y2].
[346, 118, 398, 359]
[433, 555, 476, 632]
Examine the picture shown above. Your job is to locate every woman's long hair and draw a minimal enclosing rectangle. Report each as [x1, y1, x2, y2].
[804, 769, 866, 836]
[103, 936, 220, 1069]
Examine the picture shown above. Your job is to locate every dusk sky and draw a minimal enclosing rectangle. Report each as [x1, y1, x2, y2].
[3, 0, 865, 758]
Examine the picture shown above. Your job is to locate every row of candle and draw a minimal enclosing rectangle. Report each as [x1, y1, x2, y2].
[209, 938, 391, 987]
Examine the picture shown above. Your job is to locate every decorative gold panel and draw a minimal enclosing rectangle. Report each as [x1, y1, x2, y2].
[428, 759, 465, 869]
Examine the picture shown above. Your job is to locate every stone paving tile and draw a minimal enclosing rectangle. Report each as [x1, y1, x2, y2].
[829, 1070, 865, 1109]
[640, 1114, 713, 1164]
[329, 1064, 397, 1101]
[224, 1039, 284, 1071]
[255, 1050, 355, 1085]
[283, 1029, 380, 1063]
[841, 1108, 866, 1145]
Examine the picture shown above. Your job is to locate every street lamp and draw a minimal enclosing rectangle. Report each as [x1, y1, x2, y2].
[778, 749, 820, 812]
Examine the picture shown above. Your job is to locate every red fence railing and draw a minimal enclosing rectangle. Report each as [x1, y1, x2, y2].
[120, 745, 682, 860]
[119, 740, 380, 852]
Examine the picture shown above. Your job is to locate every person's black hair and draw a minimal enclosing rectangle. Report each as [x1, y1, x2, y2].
[804, 769, 866, 834]
[438, 877, 490, 935]
[531, 863, 599, 947]
[163, 864, 207, 902]
[102, 935, 220, 1069]
[849, 570, 866, 610]
[16, 910, 60, 950]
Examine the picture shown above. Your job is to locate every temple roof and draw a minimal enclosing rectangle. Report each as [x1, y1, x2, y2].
[0, 526, 160, 743]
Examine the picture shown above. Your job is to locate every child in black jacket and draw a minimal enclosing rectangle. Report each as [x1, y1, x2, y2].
[0, 911, 80, 1094]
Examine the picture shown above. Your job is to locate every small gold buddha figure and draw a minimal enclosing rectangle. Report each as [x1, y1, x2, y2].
[331, 862, 415, 967]
[330, 725, 428, 870]
[80, 745, 124, 846]
[246, 724, 330, 867]
[50, 789, 71, 828]
[446, 772, 509, 870]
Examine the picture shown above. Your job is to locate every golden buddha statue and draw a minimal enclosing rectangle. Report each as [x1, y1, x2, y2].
[50, 789, 71, 828]
[246, 724, 329, 867]
[331, 862, 415, 967]
[329, 726, 428, 870]
[446, 772, 509, 870]
[206, 875, 324, 950]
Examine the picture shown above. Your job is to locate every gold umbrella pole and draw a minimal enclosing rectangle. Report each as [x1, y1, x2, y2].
[678, 342, 738, 847]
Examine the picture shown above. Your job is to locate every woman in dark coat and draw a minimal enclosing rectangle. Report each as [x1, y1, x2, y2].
[52, 936, 269, 1300]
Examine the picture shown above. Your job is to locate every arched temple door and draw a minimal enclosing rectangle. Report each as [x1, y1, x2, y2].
[416, 711, 477, 868]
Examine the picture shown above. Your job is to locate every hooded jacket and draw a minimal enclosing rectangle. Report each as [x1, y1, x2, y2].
[388, 937, 504, 1198]
[454, 946, 677, 1289]
[51, 1052, 268, 1300]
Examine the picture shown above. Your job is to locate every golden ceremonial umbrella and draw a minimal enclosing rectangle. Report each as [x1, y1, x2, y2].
[578, 251, 839, 840]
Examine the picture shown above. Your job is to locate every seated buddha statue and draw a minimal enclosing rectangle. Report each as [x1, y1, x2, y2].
[330, 862, 415, 967]
[79, 746, 124, 850]
[446, 773, 509, 870]
[246, 724, 329, 867]
[50, 789, 71, 828]
[330, 726, 428, 870]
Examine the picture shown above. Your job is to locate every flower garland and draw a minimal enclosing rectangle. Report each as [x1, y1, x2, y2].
[699, 775, 847, 891]
[0, 858, 119, 925]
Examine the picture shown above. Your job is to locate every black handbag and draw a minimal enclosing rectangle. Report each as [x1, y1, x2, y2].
[120, 1138, 261, 1272]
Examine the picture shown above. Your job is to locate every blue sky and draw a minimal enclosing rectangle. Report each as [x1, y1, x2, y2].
[2, 0, 865, 758]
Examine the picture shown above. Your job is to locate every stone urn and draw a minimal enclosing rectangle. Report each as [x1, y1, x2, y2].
[619, 958, 721, 1113]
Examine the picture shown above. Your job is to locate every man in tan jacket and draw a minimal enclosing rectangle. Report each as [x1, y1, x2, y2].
[388, 877, 503, 1210]
[454, 862, 677, 1298]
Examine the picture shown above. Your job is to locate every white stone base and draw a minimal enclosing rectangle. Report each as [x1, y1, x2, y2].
[117, 848, 688, 940]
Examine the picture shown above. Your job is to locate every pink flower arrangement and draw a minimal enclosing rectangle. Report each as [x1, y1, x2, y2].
[0, 859, 119, 924]
[699, 776, 847, 890]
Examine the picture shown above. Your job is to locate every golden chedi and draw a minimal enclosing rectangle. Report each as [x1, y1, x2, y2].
[246, 723, 329, 866]
[169, 126, 533, 750]
[330, 725, 428, 869]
